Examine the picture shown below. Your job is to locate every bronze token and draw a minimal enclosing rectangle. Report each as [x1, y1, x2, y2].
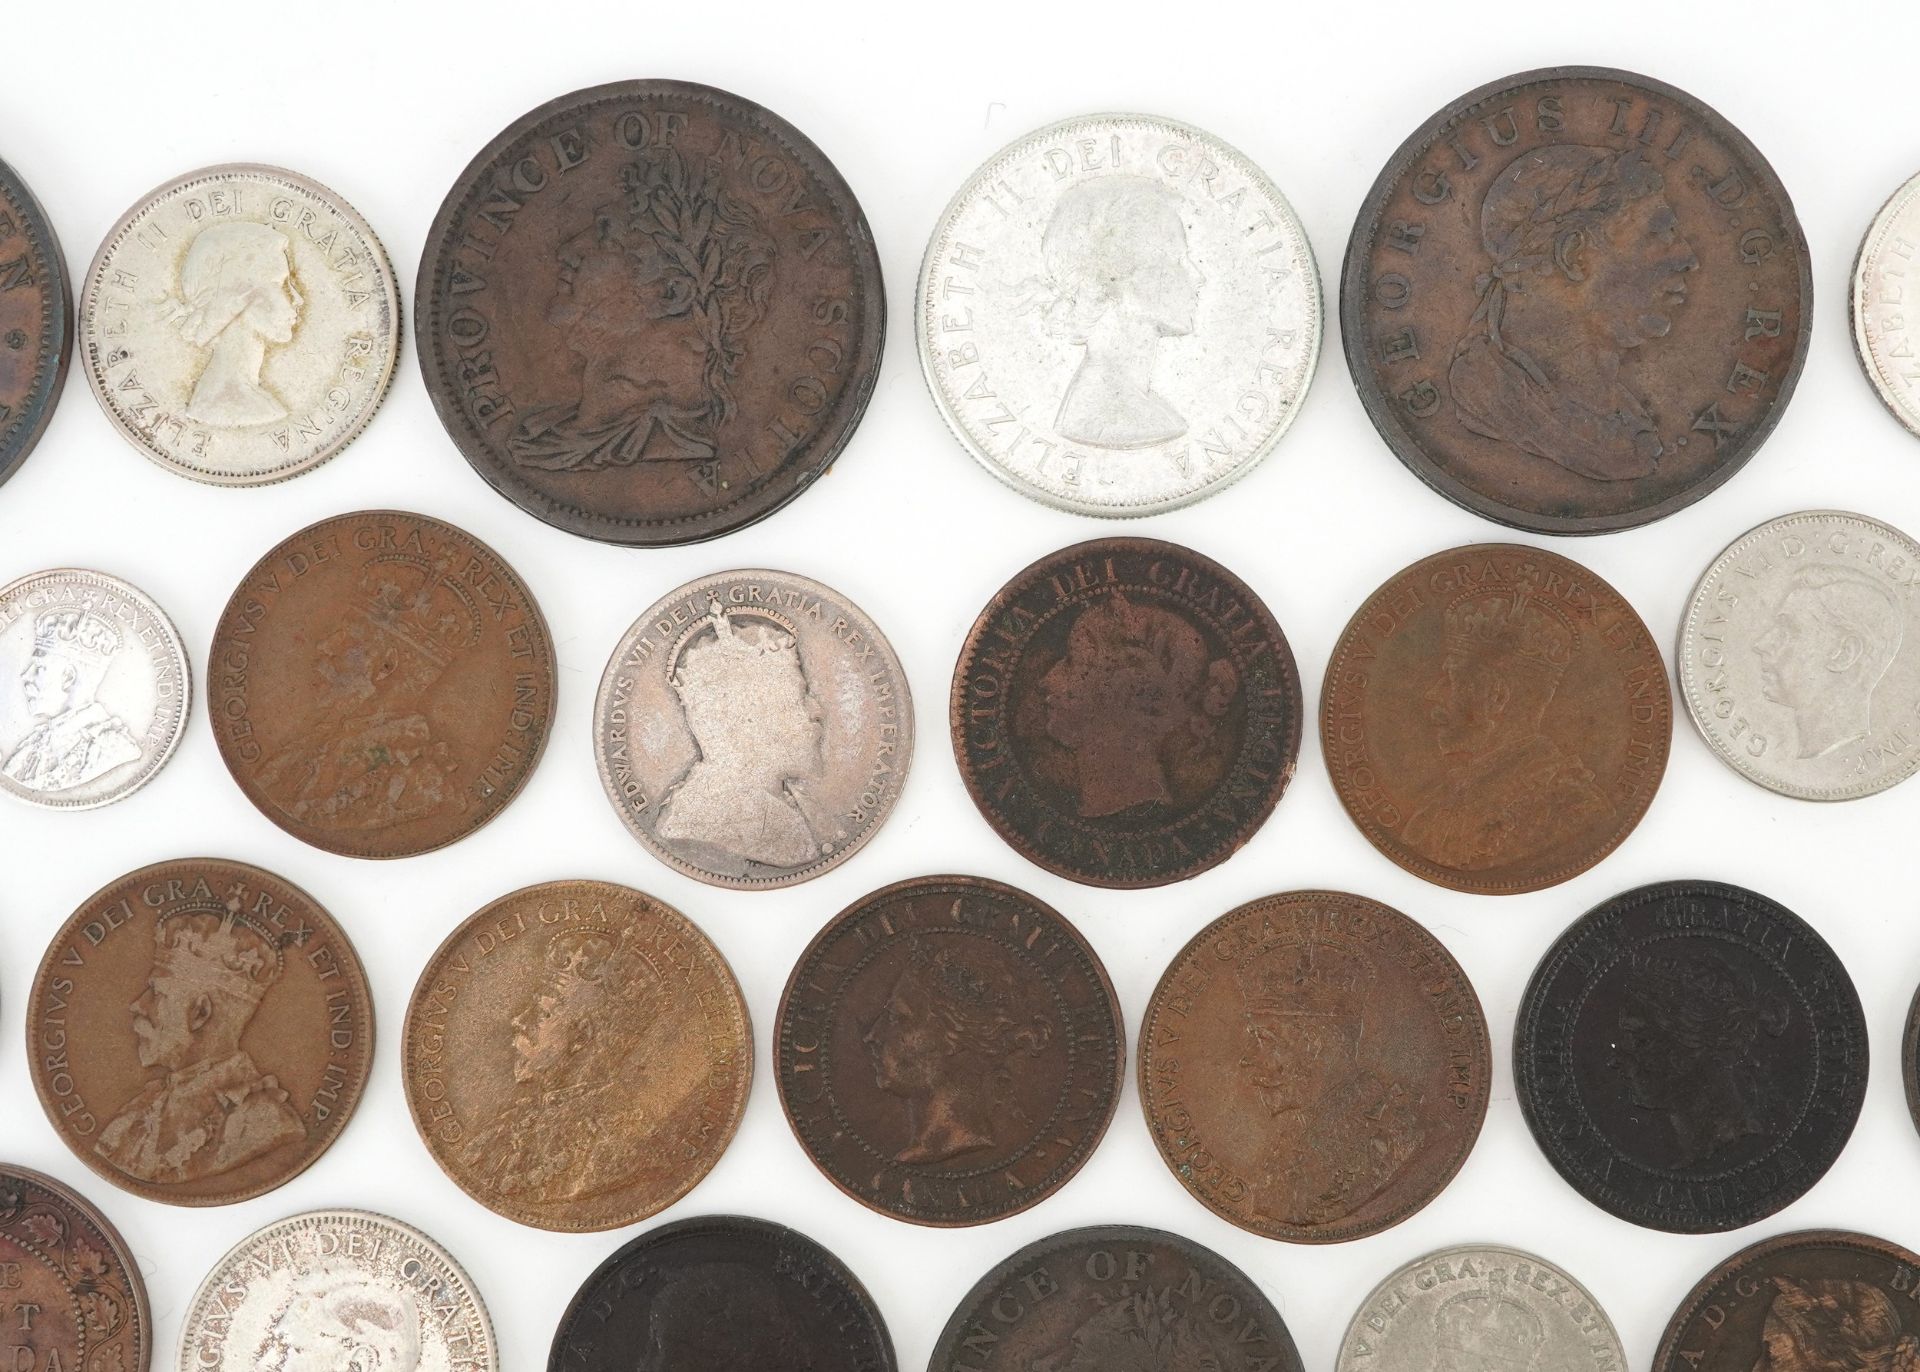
[27, 858, 374, 1207]
[1343, 67, 1811, 534]
[1140, 889, 1490, 1243]
[1321, 543, 1670, 894]
[417, 80, 883, 546]
[952, 537, 1301, 888]
[775, 874, 1123, 1226]
[0, 156, 70, 490]
[0, 1164, 149, 1372]
[403, 879, 751, 1232]
[210, 510, 556, 859]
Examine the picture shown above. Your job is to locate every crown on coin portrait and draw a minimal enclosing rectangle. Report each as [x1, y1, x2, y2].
[31, 607, 122, 671]
[354, 552, 483, 670]
[1235, 941, 1374, 1019]
[1443, 587, 1576, 673]
[539, 924, 665, 1014]
[152, 885, 285, 1008]
[669, 597, 800, 691]
[1434, 1291, 1546, 1371]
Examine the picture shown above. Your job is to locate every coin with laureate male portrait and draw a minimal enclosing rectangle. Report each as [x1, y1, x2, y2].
[0, 156, 71, 490]
[1852, 170, 1920, 440]
[0, 1165, 150, 1372]
[1343, 67, 1810, 534]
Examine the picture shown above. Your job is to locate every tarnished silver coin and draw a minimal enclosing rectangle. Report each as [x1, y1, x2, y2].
[178, 1209, 497, 1371]
[917, 113, 1320, 516]
[80, 164, 399, 485]
[1678, 510, 1920, 800]
[1853, 171, 1920, 439]
[595, 569, 913, 889]
[1337, 1244, 1624, 1372]
[0, 568, 189, 808]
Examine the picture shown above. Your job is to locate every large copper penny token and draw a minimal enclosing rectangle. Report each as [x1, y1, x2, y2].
[776, 874, 1123, 1226]
[403, 879, 751, 1232]
[210, 510, 557, 859]
[1343, 67, 1810, 534]
[0, 1164, 150, 1372]
[952, 537, 1301, 888]
[1321, 543, 1670, 894]
[0, 156, 70, 491]
[1140, 889, 1490, 1243]
[27, 858, 374, 1206]
[417, 80, 884, 546]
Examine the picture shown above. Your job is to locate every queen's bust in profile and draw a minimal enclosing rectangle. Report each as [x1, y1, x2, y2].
[170, 221, 303, 427]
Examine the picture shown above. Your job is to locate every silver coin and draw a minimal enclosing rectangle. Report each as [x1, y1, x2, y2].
[178, 1208, 497, 1372]
[916, 113, 1321, 516]
[1679, 509, 1920, 800]
[1336, 1244, 1623, 1372]
[594, 569, 913, 889]
[1852, 170, 1920, 440]
[80, 164, 399, 485]
[0, 567, 189, 809]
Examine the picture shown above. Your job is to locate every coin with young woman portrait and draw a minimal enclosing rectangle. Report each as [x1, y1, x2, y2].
[1853, 169, 1920, 440]
[0, 1164, 150, 1372]
[1343, 67, 1810, 534]
[0, 156, 71, 490]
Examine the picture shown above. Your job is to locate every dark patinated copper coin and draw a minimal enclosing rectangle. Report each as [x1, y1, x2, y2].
[0, 156, 70, 490]
[549, 1214, 894, 1372]
[1516, 881, 1866, 1234]
[0, 1164, 150, 1372]
[776, 874, 1122, 1226]
[417, 80, 883, 545]
[1343, 67, 1810, 534]
[953, 538, 1301, 887]
[1904, 979, 1920, 1140]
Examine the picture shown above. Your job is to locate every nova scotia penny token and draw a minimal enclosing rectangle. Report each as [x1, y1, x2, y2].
[403, 879, 750, 1231]
[1679, 510, 1920, 800]
[79, 164, 399, 485]
[418, 80, 884, 546]
[28, 858, 374, 1206]
[210, 510, 556, 859]
[1140, 890, 1490, 1243]
[1343, 67, 1811, 534]
[776, 874, 1122, 1226]
[917, 113, 1320, 516]
[0, 1164, 150, 1372]
[550, 1215, 893, 1372]
[1853, 171, 1920, 440]
[1515, 880, 1866, 1233]
[1321, 543, 1670, 894]
[953, 537, 1300, 887]
[0, 157, 71, 490]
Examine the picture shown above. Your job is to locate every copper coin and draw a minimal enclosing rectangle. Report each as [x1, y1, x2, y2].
[417, 80, 884, 546]
[27, 857, 374, 1206]
[1653, 1230, 1920, 1372]
[0, 156, 70, 491]
[0, 1164, 150, 1372]
[210, 509, 557, 859]
[1321, 543, 1670, 894]
[1342, 67, 1810, 534]
[952, 537, 1301, 888]
[1904, 978, 1920, 1141]
[775, 874, 1123, 1226]
[1140, 889, 1490, 1243]
[403, 879, 751, 1231]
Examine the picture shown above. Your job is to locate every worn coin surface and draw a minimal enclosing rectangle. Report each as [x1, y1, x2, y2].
[1904, 980, 1920, 1141]
[1653, 1230, 1920, 1372]
[403, 879, 750, 1231]
[550, 1214, 892, 1372]
[1515, 880, 1866, 1233]
[932, 1225, 1303, 1372]
[953, 537, 1300, 887]
[776, 874, 1122, 1226]
[1679, 510, 1920, 800]
[28, 857, 374, 1206]
[0, 1164, 150, 1372]
[1853, 170, 1920, 439]
[180, 1208, 496, 1371]
[79, 164, 398, 485]
[1336, 1244, 1623, 1372]
[0, 567, 189, 809]
[210, 510, 556, 859]
[918, 113, 1320, 516]
[0, 157, 71, 490]
[595, 569, 911, 888]
[1140, 889, 1489, 1243]
[1343, 66, 1810, 534]
[1322, 543, 1670, 894]
[418, 80, 884, 546]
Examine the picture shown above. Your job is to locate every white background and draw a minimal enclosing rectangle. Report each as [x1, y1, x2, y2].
[3, 1, 1920, 1367]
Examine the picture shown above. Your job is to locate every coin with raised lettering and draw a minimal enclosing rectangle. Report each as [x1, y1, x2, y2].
[418, 80, 883, 546]
[1140, 890, 1489, 1243]
[1343, 67, 1810, 534]
[1515, 880, 1866, 1233]
[27, 858, 374, 1206]
[953, 537, 1300, 888]
[210, 510, 556, 859]
[1853, 170, 1920, 440]
[79, 164, 398, 485]
[403, 879, 750, 1231]
[0, 156, 71, 490]
[550, 1215, 893, 1372]
[1903, 978, 1920, 1141]
[776, 874, 1122, 1226]
[1321, 543, 1670, 894]
[0, 1164, 150, 1372]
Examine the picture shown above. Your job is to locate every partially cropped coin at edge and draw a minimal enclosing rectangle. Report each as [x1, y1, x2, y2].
[0, 1164, 150, 1372]
[0, 155, 72, 491]
[1853, 169, 1920, 440]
